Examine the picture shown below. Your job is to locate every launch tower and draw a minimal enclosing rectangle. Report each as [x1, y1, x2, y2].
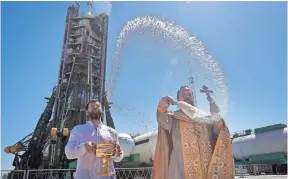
[49, 2, 114, 168]
[5, 2, 116, 170]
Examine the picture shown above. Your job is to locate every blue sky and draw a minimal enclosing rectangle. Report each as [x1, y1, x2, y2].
[1, 1, 287, 170]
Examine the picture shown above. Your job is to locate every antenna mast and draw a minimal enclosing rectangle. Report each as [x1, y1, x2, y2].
[189, 68, 197, 107]
[87, 1, 92, 15]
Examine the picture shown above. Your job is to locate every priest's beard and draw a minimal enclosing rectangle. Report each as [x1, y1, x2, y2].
[88, 109, 102, 121]
[183, 98, 195, 107]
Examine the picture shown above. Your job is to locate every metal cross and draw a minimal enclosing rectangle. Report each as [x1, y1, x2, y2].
[200, 85, 214, 103]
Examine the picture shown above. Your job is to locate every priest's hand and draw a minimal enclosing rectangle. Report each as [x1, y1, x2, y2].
[210, 101, 220, 115]
[159, 96, 175, 109]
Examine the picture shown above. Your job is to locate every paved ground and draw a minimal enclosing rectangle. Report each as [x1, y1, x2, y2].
[235, 175, 287, 179]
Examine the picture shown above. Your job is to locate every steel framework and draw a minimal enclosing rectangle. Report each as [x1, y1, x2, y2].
[49, 3, 111, 168]
[5, 3, 115, 171]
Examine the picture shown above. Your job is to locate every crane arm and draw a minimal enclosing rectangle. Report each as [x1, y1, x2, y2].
[5, 87, 57, 170]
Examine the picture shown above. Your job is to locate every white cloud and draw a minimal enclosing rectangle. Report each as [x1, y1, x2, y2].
[93, 1, 112, 16]
[185, 1, 191, 4]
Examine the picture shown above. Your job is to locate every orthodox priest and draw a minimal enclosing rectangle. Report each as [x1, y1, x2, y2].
[152, 86, 234, 179]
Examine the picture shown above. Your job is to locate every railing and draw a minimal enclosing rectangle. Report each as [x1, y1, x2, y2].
[0, 164, 275, 179]
[1, 170, 26, 179]
[27, 169, 75, 179]
[234, 164, 273, 177]
[116, 167, 152, 179]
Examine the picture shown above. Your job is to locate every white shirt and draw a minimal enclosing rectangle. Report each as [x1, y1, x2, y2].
[65, 121, 124, 179]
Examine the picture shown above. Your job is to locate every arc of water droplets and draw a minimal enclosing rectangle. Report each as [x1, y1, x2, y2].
[107, 15, 229, 119]
[111, 102, 157, 132]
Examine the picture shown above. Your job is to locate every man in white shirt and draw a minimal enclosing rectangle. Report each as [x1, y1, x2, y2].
[65, 99, 123, 179]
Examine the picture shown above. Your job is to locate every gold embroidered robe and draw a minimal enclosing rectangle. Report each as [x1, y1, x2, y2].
[152, 109, 234, 179]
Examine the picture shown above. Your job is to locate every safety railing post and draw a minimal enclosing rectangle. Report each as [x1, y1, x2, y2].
[26, 169, 30, 179]
[23, 170, 26, 179]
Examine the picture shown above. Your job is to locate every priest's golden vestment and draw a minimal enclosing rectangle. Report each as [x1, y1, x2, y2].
[152, 101, 234, 179]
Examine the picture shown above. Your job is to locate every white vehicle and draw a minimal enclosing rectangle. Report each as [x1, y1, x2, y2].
[132, 131, 158, 166]
[232, 127, 287, 160]
[118, 133, 135, 158]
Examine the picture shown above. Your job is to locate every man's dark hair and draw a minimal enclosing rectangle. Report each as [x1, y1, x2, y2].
[85, 99, 100, 110]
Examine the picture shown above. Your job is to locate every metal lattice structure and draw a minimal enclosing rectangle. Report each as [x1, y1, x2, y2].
[4, 88, 56, 170]
[48, 3, 110, 168]
[52, 3, 109, 130]
[5, 3, 115, 171]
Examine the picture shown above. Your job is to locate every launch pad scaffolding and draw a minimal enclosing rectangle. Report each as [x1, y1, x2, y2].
[5, 2, 115, 171]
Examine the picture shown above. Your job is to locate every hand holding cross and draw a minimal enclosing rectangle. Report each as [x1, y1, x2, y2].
[200, 85, 214, 103]
[200, 85, 220, 115]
